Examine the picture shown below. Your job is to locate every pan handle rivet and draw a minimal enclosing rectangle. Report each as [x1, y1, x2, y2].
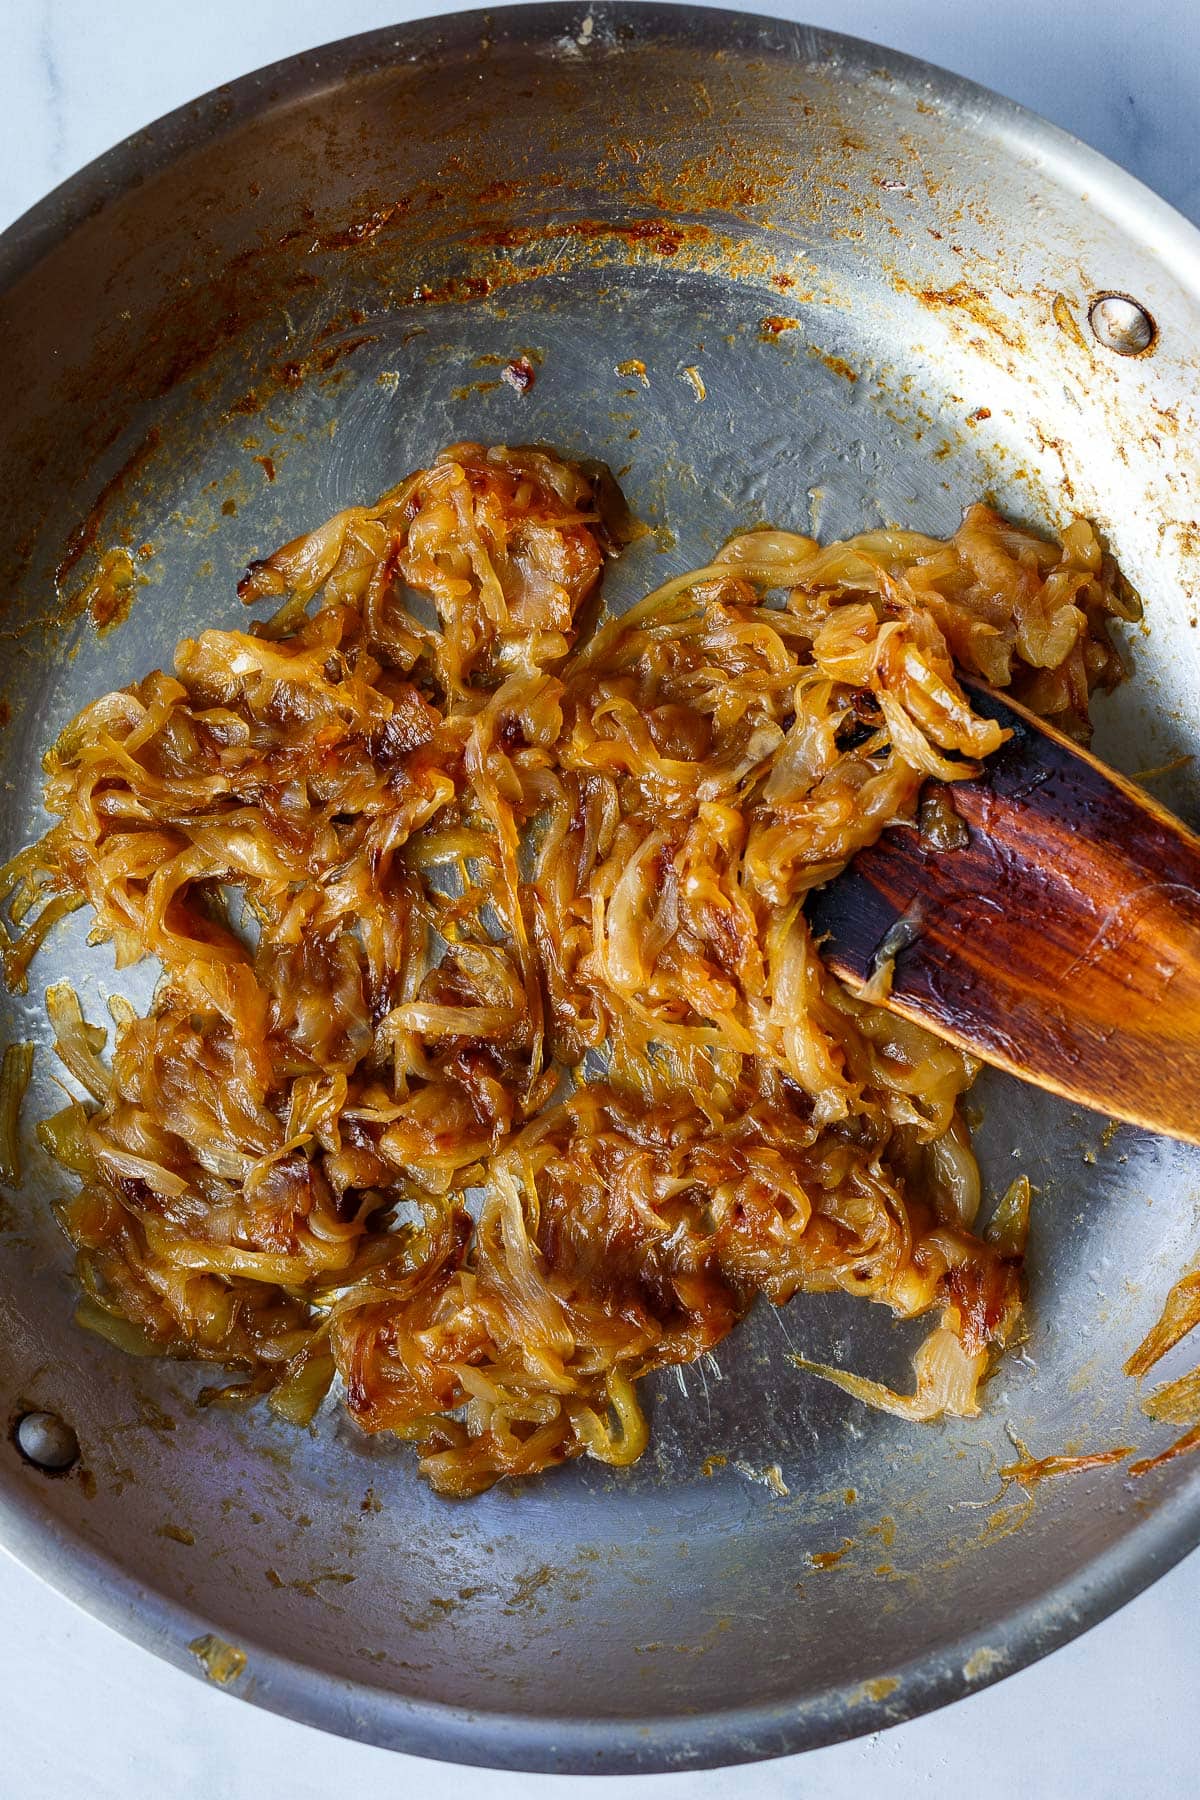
[1088, 293, 1156, 356]
[15, 1410, 80, 1472]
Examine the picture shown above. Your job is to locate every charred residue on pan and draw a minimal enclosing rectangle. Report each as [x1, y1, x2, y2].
[0, 60, 865, 613]
[2, 31, 1194, 603]
[52, 427, 162, 592]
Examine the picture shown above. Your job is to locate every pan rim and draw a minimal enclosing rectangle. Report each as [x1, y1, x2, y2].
[4, 3, 1200, 296]
[3, 2, 1200, 1772]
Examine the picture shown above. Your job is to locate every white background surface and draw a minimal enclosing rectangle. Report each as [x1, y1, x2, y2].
[2, 2, 1198, 1795]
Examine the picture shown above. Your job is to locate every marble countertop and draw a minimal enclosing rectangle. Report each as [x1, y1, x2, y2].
[2, 3, 1197, 1796]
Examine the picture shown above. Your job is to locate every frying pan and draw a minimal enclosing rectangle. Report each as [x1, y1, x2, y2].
[3, 4, 1200, 1774]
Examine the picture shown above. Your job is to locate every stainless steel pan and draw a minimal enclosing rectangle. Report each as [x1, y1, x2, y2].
[3, 4, 1200, 1773]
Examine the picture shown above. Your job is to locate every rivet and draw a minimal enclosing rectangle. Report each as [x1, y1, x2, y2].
[1088, 293, 1156, 356]
[15, 1410, 80, 1472]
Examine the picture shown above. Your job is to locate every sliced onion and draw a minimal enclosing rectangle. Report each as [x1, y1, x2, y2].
[792, 1324, 988, 1422]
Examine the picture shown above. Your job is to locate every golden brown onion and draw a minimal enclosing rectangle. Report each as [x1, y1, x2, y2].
[0, 445, 1132, 1492]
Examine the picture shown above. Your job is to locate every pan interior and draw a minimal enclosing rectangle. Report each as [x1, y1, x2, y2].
[2, 7, 1200, 1772]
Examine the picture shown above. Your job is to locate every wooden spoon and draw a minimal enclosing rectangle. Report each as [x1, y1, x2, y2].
[806, 681, 1200, 1143]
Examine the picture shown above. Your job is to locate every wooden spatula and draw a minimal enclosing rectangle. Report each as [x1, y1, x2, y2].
[806, 681, 1200, 1143]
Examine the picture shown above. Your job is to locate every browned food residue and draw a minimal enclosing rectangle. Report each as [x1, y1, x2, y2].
[501, 357, 537, 394]
[848, 1675, 899, 1704]
[700, 1453, 727, 1478]
[964, 1646, 1004, 1681]
[78, 547, 142, 635]
[265, 1567, 355, 1598]
[759, 315, 800, 338]
[1133, 752, 1194, 782]
[469, 217, 712, 260]
[409, 273, 500, 309]
[230, 326, 379, 418]
[1130, 1424, 1200, 1477]
[981, 1495, 1036, 1543]
[451, 381, 501, 402]
[276, 335, 378, 391]
[158, 1523, 196, 1545]
[312, 201, 410, 251]
[1000, 1446, 1133, 1488]
[1052, 293, 1089, 352]
[896, 277, 1025, 353]
[54, 428, 162, 590]
[615, 358, 649, 386]
[504, 1566, 554, 1614]
[809, 1537, 854, 1569]
[810, 347, 857, 382]
[188, 1633, 246, 1685]
[253, 456, 277, 483]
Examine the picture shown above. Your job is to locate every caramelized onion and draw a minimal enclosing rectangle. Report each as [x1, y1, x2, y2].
[0, 444, 1132, 1492]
